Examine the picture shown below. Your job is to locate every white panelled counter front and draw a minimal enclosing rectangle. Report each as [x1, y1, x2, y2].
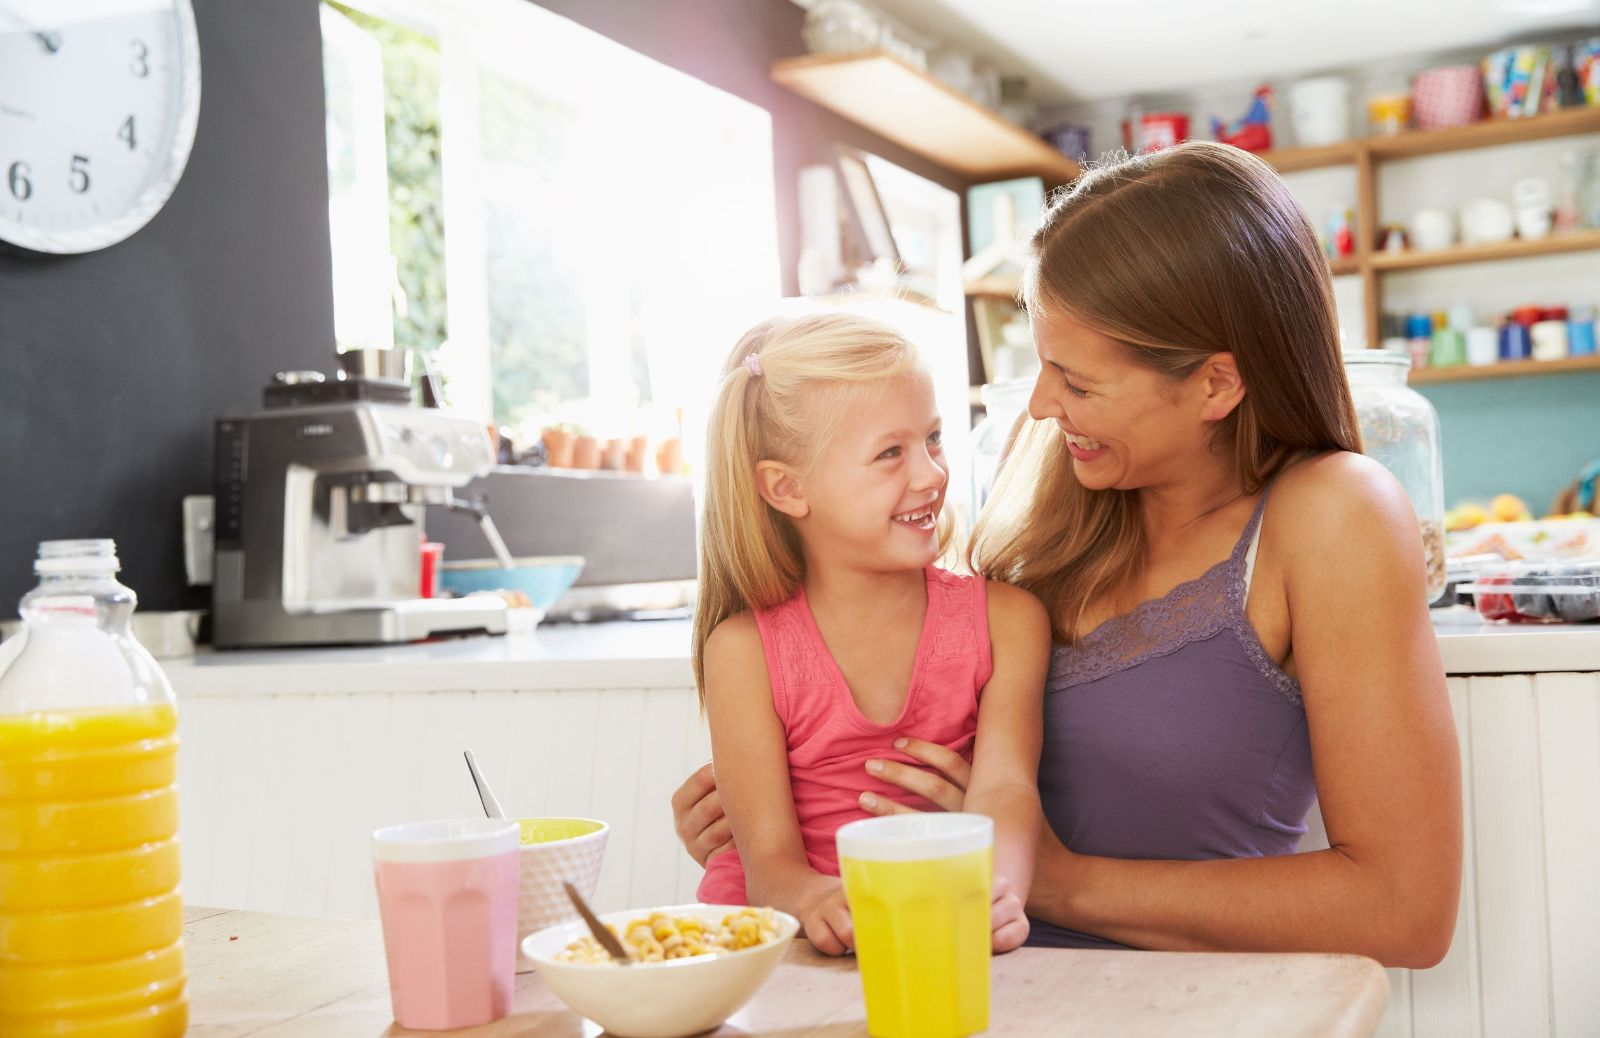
[165, 615, 1600, 1038]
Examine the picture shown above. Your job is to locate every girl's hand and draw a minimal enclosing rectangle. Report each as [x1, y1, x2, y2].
[798, 883, 855, 956]
[670, 762, 735, 868]
[859, 737, 972, 815]
[991, 876, 1030, 953]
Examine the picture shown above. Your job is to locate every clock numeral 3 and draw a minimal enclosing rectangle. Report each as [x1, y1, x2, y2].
[70, 156, 91, 195]
[7, 162, 32, 202]
[118, 116, 137, 152]
[131, 40, 150, 78]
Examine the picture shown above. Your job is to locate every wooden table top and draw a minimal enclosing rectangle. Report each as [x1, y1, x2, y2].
[183, 906, 1388, 1037]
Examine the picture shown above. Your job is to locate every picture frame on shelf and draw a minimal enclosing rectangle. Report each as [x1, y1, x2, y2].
[834, 145, 902, 268]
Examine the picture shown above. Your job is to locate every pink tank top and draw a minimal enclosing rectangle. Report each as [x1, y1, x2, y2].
[697, 566, 993, 904]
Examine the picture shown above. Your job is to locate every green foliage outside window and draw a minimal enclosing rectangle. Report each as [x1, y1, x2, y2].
[326, 3, 447, 357]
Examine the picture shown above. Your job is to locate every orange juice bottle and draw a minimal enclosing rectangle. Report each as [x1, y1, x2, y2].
[0, 540, 187, 1037]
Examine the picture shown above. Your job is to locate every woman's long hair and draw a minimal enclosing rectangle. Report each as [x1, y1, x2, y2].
[970, 142, 1362, 643]
[692, 312, 955, 698]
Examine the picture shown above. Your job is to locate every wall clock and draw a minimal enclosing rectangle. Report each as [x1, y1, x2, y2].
[0, 0, 201, 254]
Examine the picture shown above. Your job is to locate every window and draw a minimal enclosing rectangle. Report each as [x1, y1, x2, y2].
[321, 0, 780, 467]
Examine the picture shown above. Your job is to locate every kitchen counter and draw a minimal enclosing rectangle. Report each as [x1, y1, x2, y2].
[164, 612, 1600, 698]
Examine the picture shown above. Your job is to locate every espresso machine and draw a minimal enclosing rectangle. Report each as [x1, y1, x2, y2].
[211, 372, 508, 648]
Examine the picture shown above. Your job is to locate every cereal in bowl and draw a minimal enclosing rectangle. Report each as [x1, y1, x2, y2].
[555, 908, 781, 965]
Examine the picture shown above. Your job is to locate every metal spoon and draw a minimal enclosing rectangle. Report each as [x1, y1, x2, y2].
[463, 750, 506, 819]
[564, 882, 631, 966]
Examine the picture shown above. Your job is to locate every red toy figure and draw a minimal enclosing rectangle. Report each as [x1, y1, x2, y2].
[1212, 86, 1273, 153]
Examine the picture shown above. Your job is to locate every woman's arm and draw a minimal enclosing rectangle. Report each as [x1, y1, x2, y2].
[959, 581, 1050, 949]
[704, 614, 854, 954]
[1028, 454, 1462, 967]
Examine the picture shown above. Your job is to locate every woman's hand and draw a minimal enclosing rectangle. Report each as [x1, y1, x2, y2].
[797, 882, 855, 956]
[858, 737, 972, 815]
[991, 876, 1030, 952]
[669, 762, 734, 868]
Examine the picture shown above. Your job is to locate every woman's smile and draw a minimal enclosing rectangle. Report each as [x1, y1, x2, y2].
[1058, 422, 1110, 462]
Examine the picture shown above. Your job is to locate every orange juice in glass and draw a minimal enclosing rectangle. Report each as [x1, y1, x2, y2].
[837, 814, 992, 1038]
[0, 541, 187, 1038]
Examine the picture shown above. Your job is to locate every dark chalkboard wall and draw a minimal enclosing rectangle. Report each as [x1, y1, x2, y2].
[0, 0, 963, 616]
[0, 0, 336, 614]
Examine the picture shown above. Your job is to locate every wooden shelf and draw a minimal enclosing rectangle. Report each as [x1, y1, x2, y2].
[1329, 257, 1361, 276]
[1258, 140, 1361, 174]
[1370, 229, 1600, 272]
[1260, 108, 1600, 175]
[965, 274, 1023, 299]
[771, 50, 1082, 185]
[1368, 106, 1600, 162]
[1408, 354, 1600, 385]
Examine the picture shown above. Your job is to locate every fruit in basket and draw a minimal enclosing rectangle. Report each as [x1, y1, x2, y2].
[1445, 502, 1488, 531]
[1490, 493, 1532, 523]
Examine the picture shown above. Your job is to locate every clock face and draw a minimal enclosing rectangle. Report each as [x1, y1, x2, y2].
[0, 0, 201, 254]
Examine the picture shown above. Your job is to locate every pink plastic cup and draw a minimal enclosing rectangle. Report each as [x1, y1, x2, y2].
[371, 819, 521, 1030]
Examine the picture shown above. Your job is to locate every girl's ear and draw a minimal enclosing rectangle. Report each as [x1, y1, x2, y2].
[755, 460, 809, 519]
[1197, 352, 1246, 423]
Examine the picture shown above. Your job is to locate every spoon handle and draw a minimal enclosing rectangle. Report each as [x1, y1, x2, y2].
[564, 882, 631, 965]
[463, 750, 506, 819]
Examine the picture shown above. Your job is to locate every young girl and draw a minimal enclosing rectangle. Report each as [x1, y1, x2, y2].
[692, 312, 1051, 955]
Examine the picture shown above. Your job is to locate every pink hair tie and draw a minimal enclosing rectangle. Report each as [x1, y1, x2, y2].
[742, 353, 763, 378]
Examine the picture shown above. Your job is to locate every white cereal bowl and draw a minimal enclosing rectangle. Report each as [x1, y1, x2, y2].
[521, 903, 800, 1038]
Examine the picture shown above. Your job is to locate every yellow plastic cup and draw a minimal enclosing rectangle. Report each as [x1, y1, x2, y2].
[837, 814, 993, 1038]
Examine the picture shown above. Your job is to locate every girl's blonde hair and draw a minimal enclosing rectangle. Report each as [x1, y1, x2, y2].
[692, 312, 955, 698]
[970, 142, 1362, 644]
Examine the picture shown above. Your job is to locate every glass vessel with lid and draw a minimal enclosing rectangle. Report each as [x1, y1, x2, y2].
[1343, 350, 1446, 603]
[970, 377, 1033, 513]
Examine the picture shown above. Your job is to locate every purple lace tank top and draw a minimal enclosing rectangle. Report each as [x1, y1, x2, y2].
[1028, 482, 1313, 950]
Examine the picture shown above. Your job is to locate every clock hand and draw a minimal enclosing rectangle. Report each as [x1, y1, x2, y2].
[1, 10, 60, 53]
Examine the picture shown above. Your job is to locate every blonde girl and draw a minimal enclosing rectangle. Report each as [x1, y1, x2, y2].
[692, 312, 1050, 955]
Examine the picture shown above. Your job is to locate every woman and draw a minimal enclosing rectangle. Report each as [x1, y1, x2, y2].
[673, 142, 1461, 967]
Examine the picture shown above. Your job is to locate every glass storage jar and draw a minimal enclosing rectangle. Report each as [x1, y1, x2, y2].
[970, 378, 1032, 513]
[1343, 350, 1446, 602]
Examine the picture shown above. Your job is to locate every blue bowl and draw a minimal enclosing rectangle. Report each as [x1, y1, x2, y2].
[439, 556, 585, 614]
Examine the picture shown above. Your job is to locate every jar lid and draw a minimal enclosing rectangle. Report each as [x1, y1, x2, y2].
[1342, 349, 1411, 368]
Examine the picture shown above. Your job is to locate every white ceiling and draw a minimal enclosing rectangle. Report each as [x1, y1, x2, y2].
[816, 0, 1600, 105]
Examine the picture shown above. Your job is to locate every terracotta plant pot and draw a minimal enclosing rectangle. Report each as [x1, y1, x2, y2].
[655, 437, 683, 476]
[541, 428, 574, 468]
[623, 435, 649, 474]
[570, 435, 601, 470]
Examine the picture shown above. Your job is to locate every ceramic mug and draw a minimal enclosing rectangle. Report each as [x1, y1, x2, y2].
[1512, 177, 1553, 240]
[1411, 208, 1455, 251]
[1289, 76, 1351, 147]
[1460, 198, 1515, 245]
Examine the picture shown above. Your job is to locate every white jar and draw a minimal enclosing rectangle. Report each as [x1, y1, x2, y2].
[1290, 77, 1352, 147]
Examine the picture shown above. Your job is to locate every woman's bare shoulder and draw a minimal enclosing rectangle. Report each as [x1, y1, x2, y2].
[1270, 451, 1418, 558]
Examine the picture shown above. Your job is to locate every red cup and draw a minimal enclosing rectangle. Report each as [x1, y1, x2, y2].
[420, 541, 444, 598]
